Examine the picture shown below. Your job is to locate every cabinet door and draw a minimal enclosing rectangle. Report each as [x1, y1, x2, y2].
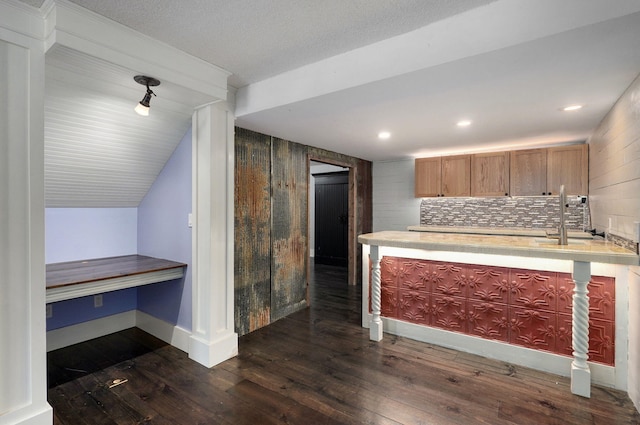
[547, 144, 588, 195]
[471, 151, 510, 196]
[441, 155, 470, 197]
[415, 157, 441, 197]
[510, 149, 547, 196]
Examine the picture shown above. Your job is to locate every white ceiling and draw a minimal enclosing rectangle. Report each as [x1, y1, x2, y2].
[18, 0, 640, 204]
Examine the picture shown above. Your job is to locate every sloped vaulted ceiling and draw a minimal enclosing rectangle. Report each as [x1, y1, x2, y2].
[39, 0, 230, 208]
[45, 46, 194, 207]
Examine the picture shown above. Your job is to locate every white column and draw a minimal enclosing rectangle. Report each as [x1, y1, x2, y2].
[189, 102, 238, 367]
[571, 261, 591, 397]
[0, 3, 52, 423]
[369, 245, 383, 341]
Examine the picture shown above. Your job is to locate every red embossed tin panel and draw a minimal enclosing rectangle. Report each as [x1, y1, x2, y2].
[509, 306, 555, 352]
[467, 265, 510, 304]
[510, 270, 557, 312]
[398, 290, 430, 325]
[467, 299, 509, 342]
[558, 274, 615, 321]
[397, 258, 432, 293]
[557, 313, 615, 365]
[432, 262, 466, 298]
[431, 295, 467, 332]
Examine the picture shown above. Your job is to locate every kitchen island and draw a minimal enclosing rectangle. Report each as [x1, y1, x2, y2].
[358, 230, 639, 398]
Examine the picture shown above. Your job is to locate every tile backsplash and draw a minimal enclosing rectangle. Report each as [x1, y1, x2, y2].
[420, 196, 589, 231]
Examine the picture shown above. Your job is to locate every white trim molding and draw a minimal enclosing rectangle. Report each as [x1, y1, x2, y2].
[0, 3, 52, 423]
[136, 310, 191, 353]
[190, 102, 238, 367]
[46, 310, 192, 353]
[46, 311, 136, 352]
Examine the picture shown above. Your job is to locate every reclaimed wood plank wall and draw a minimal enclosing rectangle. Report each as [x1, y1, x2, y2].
[234, 128, 272, 335]
[234, 128, 372, 336]
[271, 138, 308, 322]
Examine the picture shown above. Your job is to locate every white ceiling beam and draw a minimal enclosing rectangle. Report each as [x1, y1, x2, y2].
[235, 0, 640, 118]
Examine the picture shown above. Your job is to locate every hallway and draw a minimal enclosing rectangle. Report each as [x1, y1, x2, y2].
[48, 263, 640, 424]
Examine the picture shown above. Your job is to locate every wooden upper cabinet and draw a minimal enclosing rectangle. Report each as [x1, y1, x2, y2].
[510, 149, 548, 196]
[441, 155, 470, 197]
[417, 144, 587, 198]
[415, 157, 441, 197]
[415, 155, 470, 197]
[547, 144, 588, 195]
[471, 151, 509, 196]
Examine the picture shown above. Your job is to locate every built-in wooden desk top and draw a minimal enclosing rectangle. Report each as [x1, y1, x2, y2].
[46, 255, 187, 303]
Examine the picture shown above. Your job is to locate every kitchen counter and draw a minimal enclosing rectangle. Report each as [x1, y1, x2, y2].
[358, 230, 639, 398]
[359, 230, 638, 265]
[407, 225, 594, 239]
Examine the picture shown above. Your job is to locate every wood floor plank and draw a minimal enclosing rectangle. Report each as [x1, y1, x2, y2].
[227, 379, 344, 425]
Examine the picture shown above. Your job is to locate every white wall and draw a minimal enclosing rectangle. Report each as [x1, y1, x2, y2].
[589, 74, 640, 241]
[372, 159, 422, 231]
[588, 72, 640, 411]
[630, 268, 640, 409]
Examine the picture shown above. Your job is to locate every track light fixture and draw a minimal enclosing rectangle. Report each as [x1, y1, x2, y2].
[133, 75, 160, 116]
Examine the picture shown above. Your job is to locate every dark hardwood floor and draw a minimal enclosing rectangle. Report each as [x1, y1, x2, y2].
[48, 262, 640, 424]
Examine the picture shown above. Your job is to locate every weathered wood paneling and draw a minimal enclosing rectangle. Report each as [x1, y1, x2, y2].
[270, 138, 308, 321]
[234, 128, 271, 335]
[234, 128, 372, 335]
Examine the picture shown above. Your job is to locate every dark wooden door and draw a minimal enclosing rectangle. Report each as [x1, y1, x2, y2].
[314, 172, 348, 266]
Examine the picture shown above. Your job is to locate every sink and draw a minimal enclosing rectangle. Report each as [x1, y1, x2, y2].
[532, 238, 588, 246]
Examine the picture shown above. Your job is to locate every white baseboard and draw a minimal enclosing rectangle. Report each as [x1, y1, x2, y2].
[135, 310, 190, 352]
[47, 311, 136, 351]
[46, 310, 191, 353]
[1, 402, 52, 425]
[189, 331, 238, 368]
[368, 313, 619, 389]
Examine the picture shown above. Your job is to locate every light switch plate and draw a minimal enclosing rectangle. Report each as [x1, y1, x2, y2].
[46, 304, 52, 319]
[94, 294, 103, 308]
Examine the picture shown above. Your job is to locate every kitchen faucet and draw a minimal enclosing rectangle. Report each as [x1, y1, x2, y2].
[545, 184, 568, 245]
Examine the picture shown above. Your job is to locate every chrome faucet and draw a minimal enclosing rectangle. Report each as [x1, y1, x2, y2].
[545, 184, 568, 245]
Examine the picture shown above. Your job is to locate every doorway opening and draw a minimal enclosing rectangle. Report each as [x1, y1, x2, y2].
[308, 159, 353, 297]
[311, 168, 349, 267]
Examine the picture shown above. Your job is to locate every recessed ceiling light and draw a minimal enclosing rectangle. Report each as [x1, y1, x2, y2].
[456, 120, 472, 127]
[562, 104, 583, 111]
[378, 131, 391, 140]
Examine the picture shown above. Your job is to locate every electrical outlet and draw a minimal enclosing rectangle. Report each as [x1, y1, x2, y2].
[46, 304, 52, 319]
[94, 294, 103, 308]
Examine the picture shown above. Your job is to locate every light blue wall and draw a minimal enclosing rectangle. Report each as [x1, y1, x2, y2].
[45, 131, 192, 332]
[46, 289, 137, 331]
[45, 207, 138, 331]
[45, 208, 137, 263]
[137, 129, 192, 330]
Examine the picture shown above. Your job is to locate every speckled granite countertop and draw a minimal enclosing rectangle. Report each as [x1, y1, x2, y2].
[407, 225, 593, 239]
[358, 230, 639, 265]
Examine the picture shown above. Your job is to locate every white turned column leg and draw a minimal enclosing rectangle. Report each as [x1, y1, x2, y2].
[370, 245, 383, 341]
[571, 261, 591, 398]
